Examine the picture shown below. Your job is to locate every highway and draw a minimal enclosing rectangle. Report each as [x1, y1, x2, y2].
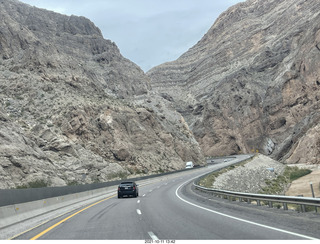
[11, 156, 320, 240]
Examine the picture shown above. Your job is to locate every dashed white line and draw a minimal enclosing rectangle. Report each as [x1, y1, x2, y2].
[136, 209, 142, 215]
[137, 200, 140, 204]
[148, 231, 159, 240]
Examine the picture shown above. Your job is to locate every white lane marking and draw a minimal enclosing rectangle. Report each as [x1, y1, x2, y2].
[136, 209, 142, 215]
[148, 231, 159, 240]
[143, 194, 146, 197]
[137, 200, 140, 204]
[175, 179, 318, 240]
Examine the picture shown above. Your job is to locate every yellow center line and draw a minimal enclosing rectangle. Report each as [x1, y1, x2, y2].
[27, 176, 183, 240]
[30, 194, 116, 240]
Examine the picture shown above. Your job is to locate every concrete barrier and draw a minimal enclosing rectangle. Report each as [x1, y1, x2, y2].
[0, 185, 117, 229]
[0, 167, 202, 232]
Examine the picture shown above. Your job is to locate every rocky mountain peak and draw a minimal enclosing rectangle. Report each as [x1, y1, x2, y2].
[148, 0, 320, 165]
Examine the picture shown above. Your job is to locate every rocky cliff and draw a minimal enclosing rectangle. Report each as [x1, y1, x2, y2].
[148, 0, 320, 165]
[0, 0, 204, 189]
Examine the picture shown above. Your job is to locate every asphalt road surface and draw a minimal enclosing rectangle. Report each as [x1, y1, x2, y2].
[11, 156, 320, 240]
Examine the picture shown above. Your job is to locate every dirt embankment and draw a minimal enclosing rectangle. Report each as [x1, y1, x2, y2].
[286, 164, 320, 197]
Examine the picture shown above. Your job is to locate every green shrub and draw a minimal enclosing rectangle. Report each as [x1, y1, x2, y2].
[28, 180, 48, 188]
[289, 168, 312, 181]
[67, 180, 79, 186]
[17, 179, 48, 189]
[107, 172, 128, 180]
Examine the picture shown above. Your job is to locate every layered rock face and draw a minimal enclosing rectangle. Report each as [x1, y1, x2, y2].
[0, 0, 204, 188]
[148, 0, 320, 165]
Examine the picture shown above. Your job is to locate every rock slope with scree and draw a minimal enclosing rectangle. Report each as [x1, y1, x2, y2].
[0, 0, 204, 188]
[148, 0, 320, 165]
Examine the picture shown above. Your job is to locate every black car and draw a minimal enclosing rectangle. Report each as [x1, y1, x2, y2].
[118, 181, 139, 198]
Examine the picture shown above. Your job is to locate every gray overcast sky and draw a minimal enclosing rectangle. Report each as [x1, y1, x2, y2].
[19, 0, 243, 72]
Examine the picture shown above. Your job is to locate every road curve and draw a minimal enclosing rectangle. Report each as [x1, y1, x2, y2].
[12, 156, 320, 240]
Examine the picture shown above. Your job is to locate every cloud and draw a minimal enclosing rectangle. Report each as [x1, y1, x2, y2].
[19, 0, 243, 71]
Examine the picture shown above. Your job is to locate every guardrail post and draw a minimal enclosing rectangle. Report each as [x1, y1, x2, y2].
[310, 182, 315, 198]
[309, 182, 318, 213]
[193, 175, 320, 214]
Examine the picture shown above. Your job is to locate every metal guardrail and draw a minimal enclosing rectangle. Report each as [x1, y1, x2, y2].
[194, 183, 320, 213]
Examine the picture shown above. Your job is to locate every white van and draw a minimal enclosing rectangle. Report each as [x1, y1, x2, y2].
[185, 161, 194, 169]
